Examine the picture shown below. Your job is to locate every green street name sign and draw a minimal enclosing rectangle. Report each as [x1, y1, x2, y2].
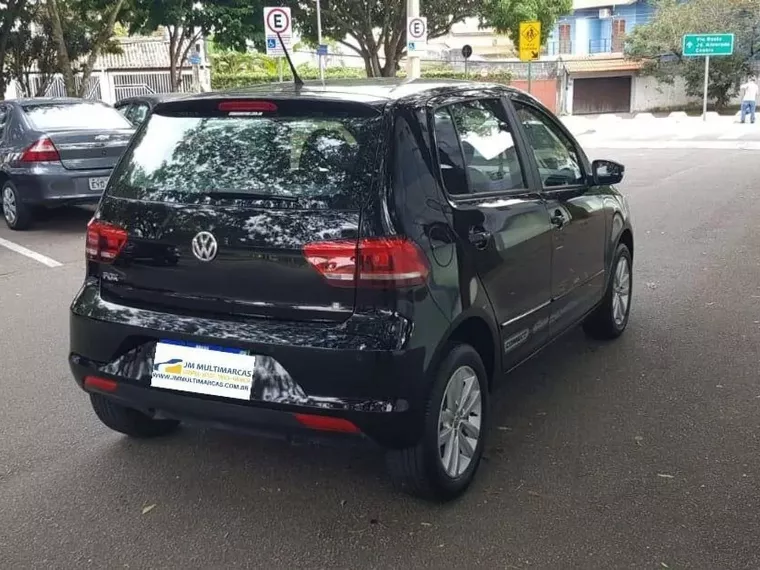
[682, 33, 734, 56]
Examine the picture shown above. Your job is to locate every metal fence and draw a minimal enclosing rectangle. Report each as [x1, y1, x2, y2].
[12, 69, 198, 103]
[112, 71, 194, 101]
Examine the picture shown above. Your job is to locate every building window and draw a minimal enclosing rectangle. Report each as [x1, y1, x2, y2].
[612, 19, 626, 52]
[558, 23, 572, 54]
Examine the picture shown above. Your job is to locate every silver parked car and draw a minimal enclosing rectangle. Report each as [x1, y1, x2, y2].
[0, 98, 135, 230]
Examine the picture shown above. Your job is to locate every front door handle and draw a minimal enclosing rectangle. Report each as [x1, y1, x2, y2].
[468, 227, 491, 249]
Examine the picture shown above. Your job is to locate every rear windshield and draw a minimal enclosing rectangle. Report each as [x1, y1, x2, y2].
[108, 106, 384, 209]
[24, 103, 132, 130]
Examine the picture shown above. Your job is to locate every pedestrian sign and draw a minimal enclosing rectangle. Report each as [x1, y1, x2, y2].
[682, 33, 734, 57]
[264, 6, 293, 56]
[519, 21, 541, 62]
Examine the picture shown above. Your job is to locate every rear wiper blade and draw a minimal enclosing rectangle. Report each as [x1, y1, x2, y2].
[198, 191, 299, 202]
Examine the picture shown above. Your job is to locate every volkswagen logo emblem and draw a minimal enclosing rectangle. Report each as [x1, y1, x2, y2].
[191, 231, 218, 262]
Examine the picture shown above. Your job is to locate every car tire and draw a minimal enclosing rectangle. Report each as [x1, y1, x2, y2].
[2, 181, 33, 231]
[386, 343, 489, 501]
[583, 242, 633, 340]
[90, 394, 180, 438]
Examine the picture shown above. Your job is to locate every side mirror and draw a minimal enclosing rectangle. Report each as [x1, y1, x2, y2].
[591, 159, 624, 185]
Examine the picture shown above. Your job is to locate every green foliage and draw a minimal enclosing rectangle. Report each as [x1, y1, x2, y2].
[626, 0, 760, 108]
[479, 0, 573, 47]
[212, 62, 513, 90]
[283, 0, 480, 77]
[5, 3, 59, 96]
[127, 0, 266, 53]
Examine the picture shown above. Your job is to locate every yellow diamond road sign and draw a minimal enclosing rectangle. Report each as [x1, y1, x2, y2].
[519, 20, 541, 62]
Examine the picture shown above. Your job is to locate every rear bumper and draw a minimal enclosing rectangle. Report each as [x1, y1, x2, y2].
[69, 280, 426, 448]
[9, 165, 112, 205]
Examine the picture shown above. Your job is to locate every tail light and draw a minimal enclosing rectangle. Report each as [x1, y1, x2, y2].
[294, 413, 360, 434]
[303, 237, 429, 288]
[84, 376, 118, 392]
[218, 100, 277, 112]
[20, 136, 60, 163]
[86, 219, 128, 263]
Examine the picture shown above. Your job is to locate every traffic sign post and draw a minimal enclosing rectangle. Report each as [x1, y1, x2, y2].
[462, 44, 472, 78]
[682, 34, 735, 121]
[519, 21, 541, 94]
[264, 7, 293, 58]
[407, 16, 428, 55]
[406, 0, 423, 80]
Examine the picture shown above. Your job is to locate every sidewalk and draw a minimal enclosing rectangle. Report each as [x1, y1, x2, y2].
[561, 113, 760, 149]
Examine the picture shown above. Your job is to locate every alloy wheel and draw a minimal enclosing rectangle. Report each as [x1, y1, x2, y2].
[612, 256, 631, 326]
[438, 365, 483, 478]
[2, 186, 16, 225]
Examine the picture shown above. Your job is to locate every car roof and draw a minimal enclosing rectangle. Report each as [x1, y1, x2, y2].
[13, 97, 108, 108]
[115, 92, 192, 106]
[159, 78, 524, 107]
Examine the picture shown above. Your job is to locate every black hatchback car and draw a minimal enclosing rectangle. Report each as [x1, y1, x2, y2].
[69, 79, 633, 500]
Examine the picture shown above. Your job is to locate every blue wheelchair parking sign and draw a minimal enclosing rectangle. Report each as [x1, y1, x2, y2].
[267, 38, 277, 49]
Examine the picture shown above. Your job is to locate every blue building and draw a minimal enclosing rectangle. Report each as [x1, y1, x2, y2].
[545, 1, 657, 114]
[547, 0, 655, 57]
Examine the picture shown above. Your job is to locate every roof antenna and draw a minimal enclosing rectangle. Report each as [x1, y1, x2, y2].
[277, 32, 303, 90]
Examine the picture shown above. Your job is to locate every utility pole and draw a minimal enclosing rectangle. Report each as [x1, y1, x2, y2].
[317, 0, 324, 84]
[406, 0, 420, 79]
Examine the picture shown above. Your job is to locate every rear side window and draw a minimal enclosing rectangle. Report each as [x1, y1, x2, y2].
[108, 103, 383, 209]
[24, 103, 132, 130]
[434, 98, 525, 196]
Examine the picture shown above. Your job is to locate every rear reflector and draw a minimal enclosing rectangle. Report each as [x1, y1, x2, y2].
[84, 376, 118, 392]
[86, 219, 128, 263]
[20, 136, 60, 163]
[294, 413, 360, 434]
[218, 100, 277, 113]
[303, 237, 429, 288]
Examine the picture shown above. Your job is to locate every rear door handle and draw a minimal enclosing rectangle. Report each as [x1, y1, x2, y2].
[550, 210, 566, 229]
[468, 227, 491, 249]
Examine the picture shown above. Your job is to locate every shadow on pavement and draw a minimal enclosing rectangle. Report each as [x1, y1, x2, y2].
[33, 205, 95, 234]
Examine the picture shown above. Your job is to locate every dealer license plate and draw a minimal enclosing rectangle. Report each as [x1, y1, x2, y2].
[151, 341, 255, 401]
[88, 177, 109, 192]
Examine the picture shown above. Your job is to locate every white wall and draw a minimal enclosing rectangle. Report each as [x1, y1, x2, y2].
[632, 74, 744, 112]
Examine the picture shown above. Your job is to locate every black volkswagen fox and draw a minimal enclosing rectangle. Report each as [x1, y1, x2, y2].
[69, 79, 633, 500]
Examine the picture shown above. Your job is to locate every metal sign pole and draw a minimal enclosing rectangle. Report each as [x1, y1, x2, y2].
[528, 62, 532, 94]
[317, 0, 324, 84]
[279, 57, 284, 82]
[702, 55, 710, 121]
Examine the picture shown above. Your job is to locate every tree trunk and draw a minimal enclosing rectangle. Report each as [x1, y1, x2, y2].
[77, 0, 126, 97]
[47, 0, 76, 96]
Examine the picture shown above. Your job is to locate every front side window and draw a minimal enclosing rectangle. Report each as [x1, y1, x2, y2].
[514, 102, 585, 188]
[434, 98, 525, 195]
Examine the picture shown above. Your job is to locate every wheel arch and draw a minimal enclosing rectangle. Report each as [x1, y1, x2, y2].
[431, 310, 500, 392]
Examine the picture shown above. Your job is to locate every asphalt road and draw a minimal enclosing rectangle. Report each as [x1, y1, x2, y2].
[2, 149, 759, 569]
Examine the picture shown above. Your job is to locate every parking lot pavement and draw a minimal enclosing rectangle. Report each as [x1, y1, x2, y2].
[0, 206, 94, 273]
[2, 150, 760, 569]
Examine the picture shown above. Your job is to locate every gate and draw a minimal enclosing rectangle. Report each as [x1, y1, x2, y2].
[112, 71, 194, 101]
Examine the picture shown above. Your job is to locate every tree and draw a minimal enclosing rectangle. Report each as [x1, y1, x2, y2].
[286, 0, 481, 77]
[127, 0, 266, 92]
[0, 1, 29, 99]
[479, 0, 573, 49]
[626, 0, 760, 108]
[6, 2, 58, 97]
[47, 0, 129, 97]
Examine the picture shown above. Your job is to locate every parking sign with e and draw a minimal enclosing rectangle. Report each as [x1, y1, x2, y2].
[264, 7, 293, 56]
[407, 16, 427, 52]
